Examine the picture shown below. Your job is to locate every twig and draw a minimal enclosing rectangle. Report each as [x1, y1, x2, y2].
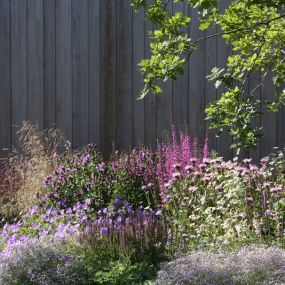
[249, 70, 269, 97]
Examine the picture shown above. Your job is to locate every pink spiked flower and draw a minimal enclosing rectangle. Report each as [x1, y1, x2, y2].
[203, 137, 209, 159]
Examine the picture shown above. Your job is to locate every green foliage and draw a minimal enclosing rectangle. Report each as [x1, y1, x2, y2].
[133, 0, 285, 153]
[205, 86, 262, 152]
[138, 1, 192, 98]
[81, 247, 158, 285]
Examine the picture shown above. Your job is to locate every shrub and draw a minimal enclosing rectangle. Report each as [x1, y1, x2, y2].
[43, 144, 160, 212]
[155, 245, 285, 285]
[162, 156, 285, 250]
[163, 158, 252, 250]
[111, 148, 159, 208]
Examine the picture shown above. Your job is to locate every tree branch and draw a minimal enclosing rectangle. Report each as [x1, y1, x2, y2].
[163, 0, 170, 12]
[193, 13, 285, 44]
[249, 70, 269, 97]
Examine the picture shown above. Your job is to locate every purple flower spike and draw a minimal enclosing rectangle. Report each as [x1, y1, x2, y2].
[44, 175, 53, 186]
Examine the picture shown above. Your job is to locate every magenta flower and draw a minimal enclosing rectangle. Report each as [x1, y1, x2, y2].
[188, 186, 197, 193]
[172, 172, 181, 179]
[270, 186, 283, 193]
[265, 209, 273, 217]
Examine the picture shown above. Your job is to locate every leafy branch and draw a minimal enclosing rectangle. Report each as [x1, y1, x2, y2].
[133, 0, 285, 153]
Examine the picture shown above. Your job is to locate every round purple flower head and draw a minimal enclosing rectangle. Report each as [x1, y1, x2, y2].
[100, 227, 108, 235]
[265, 209, 273, 217]
[81, 153, 91, 165]
[141, 185, 148, 192]
[166, 195, 172, 201]
[98, 162, 106, 172]
[114, 197, 123, 208]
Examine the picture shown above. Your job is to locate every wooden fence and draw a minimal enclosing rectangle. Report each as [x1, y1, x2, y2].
[0, 0, 284, 160]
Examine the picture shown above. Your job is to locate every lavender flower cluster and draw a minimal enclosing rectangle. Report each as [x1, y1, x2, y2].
[0, 237, 85, 285]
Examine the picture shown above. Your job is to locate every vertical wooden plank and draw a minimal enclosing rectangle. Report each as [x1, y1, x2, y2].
[261, 74, 277, 157]
[72, 0, 89, 149]
[27, 0, 44, 128]
[56, 0, 72, 143]
[156, 0, 172, 141]
[239, 77, 251, 160]
[172, 1, 189, 131]
[188, 7, 205, 143]
[144, 0, 156, 148]
[117, 0, 133, 150]
[101, 0, 117, 157]
[156, 86, 172, 142]
[43, 0, 56, 128]
[277, 83, 285, 150]
[216, 0, 232, 160]
[248, 72, 261, 162]
[11, 0, 27, 148]
[88, 0, 101, 150]
[204, 13, 217, 152]
[132, 3, 145, 146]
[0, 0, 11, 158]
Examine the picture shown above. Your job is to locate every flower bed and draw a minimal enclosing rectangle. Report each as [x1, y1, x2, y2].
[1, 124, 285, 284]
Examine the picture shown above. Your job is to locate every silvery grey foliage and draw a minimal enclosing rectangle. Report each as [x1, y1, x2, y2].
[0, 238, 87, 285]
[155, 245, 285, 285]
